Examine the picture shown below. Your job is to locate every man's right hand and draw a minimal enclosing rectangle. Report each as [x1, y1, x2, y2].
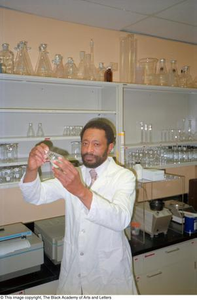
[23, 143, 49, 183]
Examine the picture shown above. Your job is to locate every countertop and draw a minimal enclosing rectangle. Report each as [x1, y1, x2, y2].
[1, 222, 197, 295]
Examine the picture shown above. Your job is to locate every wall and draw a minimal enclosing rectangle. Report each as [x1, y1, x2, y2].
[0, 8, 197, 226]
[0, 7, 197, 80]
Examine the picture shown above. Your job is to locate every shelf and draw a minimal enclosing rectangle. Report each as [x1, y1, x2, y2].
[123, 83, 197, 94]
[125, 141, 197, 149]
[0, 135, 81, 143]
[0, 73, 119, 88]
[0, 158, 27, 167]
[0, 108, 116, 114]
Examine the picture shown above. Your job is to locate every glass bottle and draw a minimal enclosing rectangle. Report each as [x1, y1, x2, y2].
[0, 43, 14, 74]
[104, 66, 113, 82]
[27, 122, 35, 137]
[52, 54, 64, 78]
[36, 122, 45, 137]
[157, 58, 168, 86]
[168, 59, 179, 87]
[14, 41, 34, 75]
[179, 66, 193, 88]
[77, 51, 86, 80]
[64, 57, 78, 79]
[35, 43, 53, 77]
[97, 62, 106, 81]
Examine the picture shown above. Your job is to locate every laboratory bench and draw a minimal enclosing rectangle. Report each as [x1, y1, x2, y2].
[0, 222, 197, 295]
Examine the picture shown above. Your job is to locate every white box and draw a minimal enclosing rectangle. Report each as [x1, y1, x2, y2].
[142, 169, 165, 181]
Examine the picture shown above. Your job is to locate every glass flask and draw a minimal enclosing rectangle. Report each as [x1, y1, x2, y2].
[5, 143, 18, 162]
[0, 43, 14, 74]
[64, 57, 78, 79]
[84, 39, 97, 81]
[35, 43, 53, 77]
[138, 58, 158, 85]
[179, 66, 193, 88]
[97, 62, 106, 81]
[168, 59, 179, 87]
[119, 34, 136, 83]
[46, 150, 64, 168]
[14, 41, 34, 75]
[27, 122, 35, 137]
[157, 58, 168, 86]
[36, 122, 45, 137]
[52, 54, 64, 78]
[77, 51, 86, 80]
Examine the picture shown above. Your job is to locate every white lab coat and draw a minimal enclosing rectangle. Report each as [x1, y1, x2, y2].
[19, 157, 137, 295]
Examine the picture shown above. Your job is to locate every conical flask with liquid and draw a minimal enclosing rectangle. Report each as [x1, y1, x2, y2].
[14, 41, 34, 75]
[35, 43, 53, 77]
[0, 43, 14, 74]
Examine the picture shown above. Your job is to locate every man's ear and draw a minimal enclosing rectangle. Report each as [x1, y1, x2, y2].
[108, 143, 114, 154]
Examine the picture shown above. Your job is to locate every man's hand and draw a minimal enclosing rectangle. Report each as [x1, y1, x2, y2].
[52, 157, 93, 209]
[24, 143, 49, 183]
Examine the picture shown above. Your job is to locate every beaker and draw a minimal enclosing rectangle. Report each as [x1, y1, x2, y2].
[138, 58, 158, 85]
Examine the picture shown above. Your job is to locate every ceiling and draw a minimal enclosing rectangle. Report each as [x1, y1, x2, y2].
[0, 0, 197, 45]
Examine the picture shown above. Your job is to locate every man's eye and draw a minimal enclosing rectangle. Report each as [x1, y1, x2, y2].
[94, 143, 100, 147]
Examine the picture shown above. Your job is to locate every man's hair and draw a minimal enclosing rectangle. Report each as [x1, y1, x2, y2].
[80, 118, 116, 145]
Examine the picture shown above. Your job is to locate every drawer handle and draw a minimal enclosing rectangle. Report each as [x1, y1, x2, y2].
[165, 247, 180, 254]
[147, 271, 162, 278]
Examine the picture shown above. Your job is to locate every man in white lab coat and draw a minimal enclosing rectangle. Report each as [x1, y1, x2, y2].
[19, 118, 137, 295]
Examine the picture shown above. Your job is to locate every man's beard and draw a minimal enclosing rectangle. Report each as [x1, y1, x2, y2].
[81, 149, 108, 168]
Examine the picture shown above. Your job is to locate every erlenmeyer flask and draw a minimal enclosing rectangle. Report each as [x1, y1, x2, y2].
[14, 41, 34, 75]
[97, 62, 106, 81]
[0, 43, 14, 74]
[77, 51, 86, 80]
[36, 123, 45, 137]
[52, 54, 64, 78]
[85, 53, 97, 81]
[168, 59, 179, 87]
[35, 43, 53, 77]
[64, 57, 78, 79]
[27, 123, 35, 137]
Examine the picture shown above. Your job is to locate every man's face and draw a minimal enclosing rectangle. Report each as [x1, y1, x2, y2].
[81, 128, 114, 168]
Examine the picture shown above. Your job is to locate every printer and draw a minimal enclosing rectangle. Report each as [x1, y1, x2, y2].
[0, 223, 44, 282]
[34, 216, 65, 264]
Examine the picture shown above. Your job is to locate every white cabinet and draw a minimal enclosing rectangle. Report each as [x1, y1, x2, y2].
[133, 239, 197, 295]
[11, 280, 59, 295]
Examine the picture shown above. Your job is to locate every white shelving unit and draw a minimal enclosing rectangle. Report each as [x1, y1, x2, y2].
[0, 74, 197, 189]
